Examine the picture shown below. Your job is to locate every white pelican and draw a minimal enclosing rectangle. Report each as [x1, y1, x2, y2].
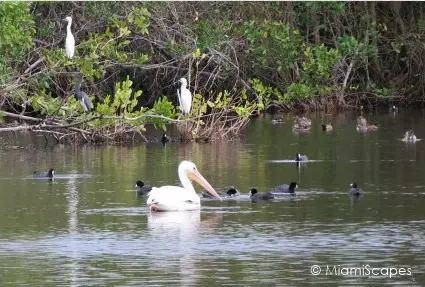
[146, 160, 221, 211]
[64, 16, 75, 59]
[177, 78, 192, 115]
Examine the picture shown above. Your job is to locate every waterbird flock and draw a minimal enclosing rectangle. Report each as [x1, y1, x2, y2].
[132, 106, 420, 211]
[34, 17, 410, 212]
[288, 109, 417, 145]
[35, 105, 419, 212]
[32, 159, 362, 212]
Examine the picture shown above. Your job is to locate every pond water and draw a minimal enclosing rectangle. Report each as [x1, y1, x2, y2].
[0, 108, 424, 286]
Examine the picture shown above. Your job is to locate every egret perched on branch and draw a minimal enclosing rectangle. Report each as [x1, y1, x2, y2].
[74, 73, 93, 113]
[64, 16, 75, 59]
[177, 78, 192, 115]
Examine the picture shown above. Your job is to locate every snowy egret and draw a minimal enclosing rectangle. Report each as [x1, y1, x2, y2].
[146, 160, 221, 211]
[64, 16, 75, 59]
[74, 73, 93, 113]
[177, 78, 192, 115]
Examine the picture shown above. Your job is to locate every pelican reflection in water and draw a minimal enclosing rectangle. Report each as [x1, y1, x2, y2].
[147, 210, 222, 285]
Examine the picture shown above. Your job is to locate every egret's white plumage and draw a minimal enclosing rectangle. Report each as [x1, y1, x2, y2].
[64, 16, 75, 59]
[177, 78, 192, 115]
[146, 160, 221, 211]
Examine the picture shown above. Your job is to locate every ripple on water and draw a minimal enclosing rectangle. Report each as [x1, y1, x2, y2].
[2, 111, 425, 286]
[266, 159, 326, 163]
[1, 220, 423, 259]
[0, 218, 423, 285]
[15, 173, 93, 180]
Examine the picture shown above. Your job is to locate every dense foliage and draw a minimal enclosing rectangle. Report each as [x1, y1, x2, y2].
[0, 2, 424, 142]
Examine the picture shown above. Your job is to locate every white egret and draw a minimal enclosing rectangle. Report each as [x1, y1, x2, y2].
[146, 160, 222, 211]
[177, 78, 192, 115]
[64, 16, 75, 59]
[74, 73, 93, 112]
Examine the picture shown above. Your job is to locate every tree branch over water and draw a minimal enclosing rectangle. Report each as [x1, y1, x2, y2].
[0, 102, 253, 144]
[10, 2, 416, 144]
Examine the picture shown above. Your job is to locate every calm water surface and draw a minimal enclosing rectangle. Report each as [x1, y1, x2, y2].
[1, 109, 425, 286]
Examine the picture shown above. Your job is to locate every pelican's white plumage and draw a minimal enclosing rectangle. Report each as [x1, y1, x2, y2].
[177, 78, 192, 115]
[64, 16, 75, 59]
[146, 161, 221, 211]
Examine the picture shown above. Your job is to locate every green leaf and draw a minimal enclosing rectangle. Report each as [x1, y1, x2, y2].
[206, 100, 215, 108]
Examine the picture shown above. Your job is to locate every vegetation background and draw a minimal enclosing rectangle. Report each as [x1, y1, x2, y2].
[1, 2, 423, 142]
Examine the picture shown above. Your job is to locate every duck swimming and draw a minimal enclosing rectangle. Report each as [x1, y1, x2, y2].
[270, 182, 298, 194]
[33, 168, 55, 179]
[292, 115, 311, 132]
[202, 186, 240, 198]
[356, 116, 378, 132]
[272, 118, 284, 124]
[322, 123, 333, 131]
[402, 130, 417, 143]
[249, 188, 274, 201]
[295, 115, 311, 127]
[136, 180, 153, 196]
[295, 153, 308, 162]
[357, 116, 367, 126]
[349, 183, 363, 196]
